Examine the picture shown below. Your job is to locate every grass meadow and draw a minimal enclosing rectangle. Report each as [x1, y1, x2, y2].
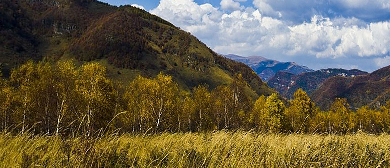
[0, 131, 389, 167]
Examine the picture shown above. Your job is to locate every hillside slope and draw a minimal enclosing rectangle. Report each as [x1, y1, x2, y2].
[0, 0, 274, 96]
[311, 66, 390, 109]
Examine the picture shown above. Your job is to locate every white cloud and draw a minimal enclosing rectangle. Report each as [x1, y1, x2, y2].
[150, 0, 221, 27]
[220, 0, 242, 11]
[286, 18, 390, 58]
[131, 4, 145, 10]
[252, 0, 281, 18]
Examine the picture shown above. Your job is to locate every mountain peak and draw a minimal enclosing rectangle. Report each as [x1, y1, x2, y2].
[224, 54, 313, 81]
[247, 56, 269, 63]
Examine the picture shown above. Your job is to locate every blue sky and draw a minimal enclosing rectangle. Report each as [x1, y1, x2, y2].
[100, 0, 390, 72]
[100, 0, 253, 10]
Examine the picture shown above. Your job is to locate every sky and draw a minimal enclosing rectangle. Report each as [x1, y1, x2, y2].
[100, 0, 390, 72]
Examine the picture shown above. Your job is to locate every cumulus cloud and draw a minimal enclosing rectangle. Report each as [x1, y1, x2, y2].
[284, 16, 390, 58]
[151, 0, 390, 71]
[220, 0, 242, 12]
[252, 0, 281, 18]
[150, 0, 221, 27]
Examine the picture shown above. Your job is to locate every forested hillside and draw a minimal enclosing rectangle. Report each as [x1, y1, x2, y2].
[268, 69, 368, 99]
[312, 65, 390, 110]
[0, 0, 274, 97]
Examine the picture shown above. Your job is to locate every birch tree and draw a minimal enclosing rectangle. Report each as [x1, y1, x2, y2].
[285, 89, 316, 133]
[76, 62, 116, 136]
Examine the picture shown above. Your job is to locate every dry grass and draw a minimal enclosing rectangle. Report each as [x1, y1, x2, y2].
[0, 131, 389, 167]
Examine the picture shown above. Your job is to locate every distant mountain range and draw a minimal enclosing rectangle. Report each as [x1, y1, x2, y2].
[223, 54, 313, 81]
[224, 54, 376, 109]
[268, 69, 368, 100]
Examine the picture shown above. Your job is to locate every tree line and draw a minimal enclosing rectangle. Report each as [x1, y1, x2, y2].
[1, 60, 390, 136]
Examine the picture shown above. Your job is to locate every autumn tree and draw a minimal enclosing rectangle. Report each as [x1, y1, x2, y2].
[153, 73, 180, 132]
[264, 93, 285, 132]
[10, 61, 38, 134]
[124, 73, 180, 133]
[179, 94, 196, 132]
[35, 62, 59, 134]
[381, 100, 390, 132]
[329, 98, 354, 133]
[53, 60, 79, 136]
[357, 106, 385, 133]
[211, 85, 234, 130]
[76, 62, 117, 136]
[310, 111, 330, 133]
[193, 85, 213, 131]
[250, 95, 267, 131]
[229, 74, 253, 129]
[0, 72, 14, 131]
[123, 75, 151, 132]
[285, 89, 316, 133]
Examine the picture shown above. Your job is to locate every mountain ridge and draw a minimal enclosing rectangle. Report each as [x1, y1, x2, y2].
[223, 54, 313, 81]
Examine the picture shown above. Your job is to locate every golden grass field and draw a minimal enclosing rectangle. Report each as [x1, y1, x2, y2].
[0, 131, 389, 167]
